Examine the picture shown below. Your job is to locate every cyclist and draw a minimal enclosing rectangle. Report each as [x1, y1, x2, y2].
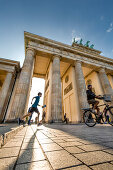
[86, 85, 102, 115]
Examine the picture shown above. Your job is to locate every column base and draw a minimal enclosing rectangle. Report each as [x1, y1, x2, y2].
[47, 119, 63, 124]
[4, 119, 18, 123]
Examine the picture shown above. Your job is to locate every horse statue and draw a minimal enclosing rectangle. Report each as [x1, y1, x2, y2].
[79, 38, 83, 45]
[85, 41, 90, 47]
[90, 44, 94, 49]
[73, 38, 78, 44]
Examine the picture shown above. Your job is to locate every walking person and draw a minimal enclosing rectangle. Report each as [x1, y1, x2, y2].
[64, 113, 68, 124]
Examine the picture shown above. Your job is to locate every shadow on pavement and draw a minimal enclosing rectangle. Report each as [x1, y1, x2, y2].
[2, 127, 39, 170]
[43, 124, 113, 148]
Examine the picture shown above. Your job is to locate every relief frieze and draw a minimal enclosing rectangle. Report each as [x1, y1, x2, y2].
[64, 82, 73, 95]
[29, 41, 113, 70]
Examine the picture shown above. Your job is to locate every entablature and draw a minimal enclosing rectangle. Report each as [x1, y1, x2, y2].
[24, 31, 113, 72]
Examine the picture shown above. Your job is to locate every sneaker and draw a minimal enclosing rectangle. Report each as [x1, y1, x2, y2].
[22, 120, 25, 127]
[18, 118, 21, 125]
[104, 121, 107, 124]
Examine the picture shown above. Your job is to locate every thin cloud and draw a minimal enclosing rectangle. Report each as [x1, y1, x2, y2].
[75, 37, 81, 41]
[106, 22, 113, 33]
[71, 30, 81, 42]
[100, 16, 104, 21]
[72, 30, 75, 38]
[107, 27, 113, 32]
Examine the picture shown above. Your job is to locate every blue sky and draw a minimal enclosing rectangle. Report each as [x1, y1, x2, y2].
[0, 0, 113, 65]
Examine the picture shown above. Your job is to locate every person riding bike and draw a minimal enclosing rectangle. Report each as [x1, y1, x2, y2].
[86, 85, 102, 116]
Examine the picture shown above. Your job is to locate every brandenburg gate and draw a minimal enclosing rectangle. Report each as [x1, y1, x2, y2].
[0, 31, 113, 123]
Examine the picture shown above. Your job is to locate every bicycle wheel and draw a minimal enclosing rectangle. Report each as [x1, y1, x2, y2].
[105, 106, 113, 126]
[83, 111, 96, 127]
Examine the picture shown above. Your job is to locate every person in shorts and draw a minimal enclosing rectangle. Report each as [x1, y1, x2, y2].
[18, 92, 42, 125]
[86, 85, 101, 115]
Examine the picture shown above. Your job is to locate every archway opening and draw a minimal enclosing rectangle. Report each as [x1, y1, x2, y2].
[28, 77, 45, 122]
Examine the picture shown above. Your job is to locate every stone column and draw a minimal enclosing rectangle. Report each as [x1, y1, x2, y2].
[0, 72, 13, 122]
[99, 68, 113, 99]
[51, 55, 62, 122]
[75, 60, 89, 121]
[9, 48, 35, 120]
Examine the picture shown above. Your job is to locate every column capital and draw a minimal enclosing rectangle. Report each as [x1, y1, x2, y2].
[26, 47, 36, 56]
[99, 67, 106, 73]
[52, 54, 62, 61]
[74, 60, 82, 66]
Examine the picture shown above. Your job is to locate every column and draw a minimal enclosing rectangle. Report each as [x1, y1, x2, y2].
[0, 72, 13, 122]
[9, 48, 35, 120]
[51, 55, 62, 122]
[75, 60, 89, 121]
[99, 68, 113, 99]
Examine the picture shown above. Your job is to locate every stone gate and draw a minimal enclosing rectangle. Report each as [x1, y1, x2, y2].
[0, 31, 113, 123]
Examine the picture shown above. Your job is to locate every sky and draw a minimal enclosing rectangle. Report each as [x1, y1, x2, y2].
[0, 0, 113, 119]
[0, 0, 113, 64]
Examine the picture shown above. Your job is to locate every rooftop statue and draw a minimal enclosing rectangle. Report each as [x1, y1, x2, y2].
[79, 38, 83, 45]
[73, 38, 78, 44]
[90, 44, 94, 49]
[73, 38, 76, 43]
[85, 41, 90, 47]
[73, 38, 94, 49]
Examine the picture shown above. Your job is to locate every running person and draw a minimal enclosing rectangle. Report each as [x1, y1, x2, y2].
[18, 92, 42, 125]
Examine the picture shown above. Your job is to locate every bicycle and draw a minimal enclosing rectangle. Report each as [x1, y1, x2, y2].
[82, 95, 113, 127]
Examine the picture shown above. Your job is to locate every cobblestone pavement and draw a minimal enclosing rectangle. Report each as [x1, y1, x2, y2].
[0, 124, 113, 170]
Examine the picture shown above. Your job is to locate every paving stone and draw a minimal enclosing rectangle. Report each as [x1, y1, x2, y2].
[103, 148, 113, 155]
[51, 136, 68, 140]
[15, 134, 25, 137]
[41, 143, 62, 152]
[78, 140, 93, 145]
[45, 150, 82, 169]
[36, 133, 48, 139]
[46, 135, 56, 138]
[38, 138, 54, 144]
[21, 141, 40, 150]
[10, 138, 23, 142]
[3, 141, 22, 148]
[0, 147, 20, 158]
[52, 139, 66, 143]
[24, 133, 34, 137]
[15, 160, 51, 170]
[24, 134, 36, 139]
[17, 148, 45, 164]
[90, 163, 113, 170]
[23, 138, 37, 143]
[59, 141, 83, 147]
[64, 138, 81, 142]
[64, 146, 85, 154]
[0, 157, 17, 170]
[77, 144, 108, 152]
[13, 136, 24, 139]
[75, 151, 113, 165]
[64, 165, 90, 170]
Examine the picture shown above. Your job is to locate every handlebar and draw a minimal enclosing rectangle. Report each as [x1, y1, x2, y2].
[98, 95, 111, 102]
